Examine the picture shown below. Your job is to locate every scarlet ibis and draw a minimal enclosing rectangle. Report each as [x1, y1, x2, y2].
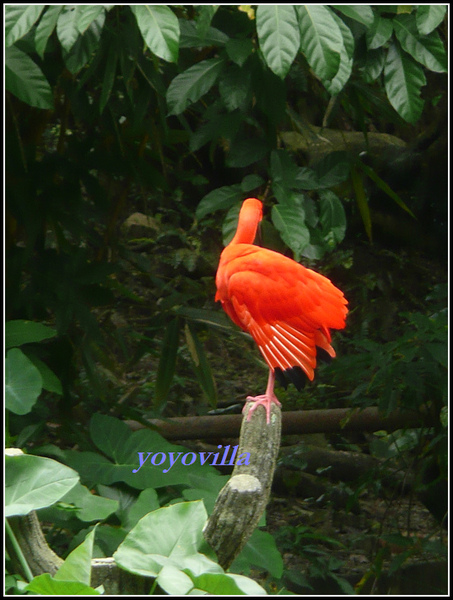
[215, 198, 348, 423]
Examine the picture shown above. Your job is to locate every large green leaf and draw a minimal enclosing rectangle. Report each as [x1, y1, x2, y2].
[393, 14, 447, 73]
[56, 6, 82, 53]
[196, 5, 219, 40]
[5, 5, 45, 47]
[218, 64, 252, 112]
[5, 348, 43, 415]
[332, 5, 374, 27]
[324, 12, 354, 95]
[416, 5, 447, 35]
[296, 5, 342, 83]
[272, 203, 310, 261]
[256, 5, 300, 79]
[319, 190, 347, 248]
[113, 501, 212, 577]
[131, 5, 179, 63]
[196, 184, 243, 220]
[314, 151, 351, 188]
[54, 528, 96, 585]
[384, 41, 426, 124]
[182, 570, 267, 596]
[5, 453, 79, 517]
[5, 320, 57, 349]
[269, 149, 300, 201]
[366, 15, 394, 50]
[179, 19, 228, 49]
[26, 355, 63, 395]
[5, 45, 53, 109]
[34, 5, 63, 57]
[64, 414, 222, 490]
[25, 529, 99, 595]
[231, 528, 284, 579]
[76, 5, 105, 35]
[226, 138, 270, 168]
[25, 575, 100, 596]
[167, 58, 225, 115]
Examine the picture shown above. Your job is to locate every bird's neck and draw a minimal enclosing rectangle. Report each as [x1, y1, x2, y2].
[230, 202, 261, 245]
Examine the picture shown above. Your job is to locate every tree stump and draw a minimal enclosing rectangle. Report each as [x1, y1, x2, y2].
[203, 401, 282, 569]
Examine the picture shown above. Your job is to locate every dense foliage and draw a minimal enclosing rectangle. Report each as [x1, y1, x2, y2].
[5, 5, 447, 595]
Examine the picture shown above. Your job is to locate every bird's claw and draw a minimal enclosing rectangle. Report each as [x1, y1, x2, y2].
[243, 394, 282, 424]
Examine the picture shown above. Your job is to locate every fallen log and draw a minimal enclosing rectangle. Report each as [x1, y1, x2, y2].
[126, 406, 436, 441]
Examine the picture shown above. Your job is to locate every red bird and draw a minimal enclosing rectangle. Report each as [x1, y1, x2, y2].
[215, 198, 348, 423]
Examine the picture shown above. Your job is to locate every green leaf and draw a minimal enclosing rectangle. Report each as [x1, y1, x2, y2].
[416, 5, 447, 35]
[6, 320, 57, 348]
[130, 5, 179, 63]
[241, 174, 265, 193]
[196, 5, 219, 40]
[90, 413, 131, 463]
[225, 38, 254, 67]
[5, 5, 45, 47]
[34, 5, 63, 57]
[358, 160, 416, 218]
[384, 41, 426, 124]
[76, 5, 105, 35]
[219, 64, 252, 111]
[25, 574, 100, 596]
[185, 323, 217, 407]
[296, 5, 343, 83]
[184, 570, 267, 595]
[74, 415, 222, 490]
[270, 149, 300, 201]
[256, 5, 300, 79]
[60, 482, 118, 522]
[5, 453, 79, 517]
[5, 45, 53, 109]
[221, 203, 242, 246]
[366, 15, 394, 50]
[351, 166, 372, 242]
[99, 47, 118, 114]
[113, 501, 213, 577]
[272, 203, 310, 261]
[196, 184, 243, 219]
[226, 138, 269, 168]
[54, 528, 96, 585]
[313, 151, 351, 189]
[167, 58, 225, 115]
[154, 318, 181, 409]
[332, 5, 375, 27]
[56, 6, 82, 53]
[324, 12, 354, 95]
[179, 19, 228, 49]
[26, 355, 63, 395]
[5, 348, 43, 415]
[319, 190, 347, 247]
[393, 14, 447, 73]
[233, 529, 284, 579]
[64, 17, 104, 74]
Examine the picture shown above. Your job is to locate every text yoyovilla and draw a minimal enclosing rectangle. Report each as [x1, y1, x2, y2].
[132, 445, 250, 474]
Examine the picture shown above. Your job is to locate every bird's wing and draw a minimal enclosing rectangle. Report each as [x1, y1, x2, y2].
[225, 249, 347, 379]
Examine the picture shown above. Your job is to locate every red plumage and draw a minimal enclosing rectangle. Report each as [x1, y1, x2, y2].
[215, 198, 348, 423]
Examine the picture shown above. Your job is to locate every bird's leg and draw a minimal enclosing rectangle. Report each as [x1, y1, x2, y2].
[244, 369, 282, 424]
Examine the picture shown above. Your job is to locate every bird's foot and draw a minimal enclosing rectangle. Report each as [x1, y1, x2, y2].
[244, 394, 282, 424]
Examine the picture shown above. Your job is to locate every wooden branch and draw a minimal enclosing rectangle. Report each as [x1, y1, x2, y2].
[126, 406, 436, 441]
[203, 401, 282, 570]
[7, 512, 64, 578]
